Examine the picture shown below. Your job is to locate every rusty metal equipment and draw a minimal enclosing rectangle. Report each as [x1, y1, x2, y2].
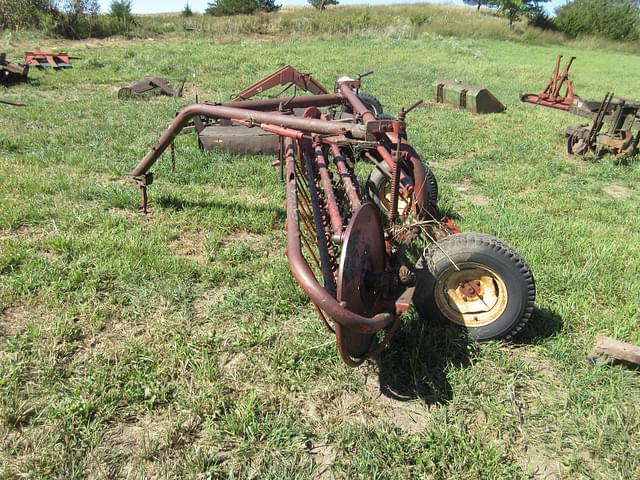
[0, 99, 26, 106]
[433, 79, 505, 114]
[127, 72, 536, 366]
[0, 53, 29, 84]
[24, 50, 73, 69]
[522, 55, 640, 159]
[118, 77, 185, 99]
[521, 54, 576, 111]
[566, 94, 640, 159]
[192, 65, 331, 154]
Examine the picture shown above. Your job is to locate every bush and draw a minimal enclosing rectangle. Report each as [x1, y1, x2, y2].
[555, 0, 640, 40]
[0, 0, 56, 29]
[206, 0, 279, 16]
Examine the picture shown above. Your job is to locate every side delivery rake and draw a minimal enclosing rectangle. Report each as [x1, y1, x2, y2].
[128, 74, 536, 366]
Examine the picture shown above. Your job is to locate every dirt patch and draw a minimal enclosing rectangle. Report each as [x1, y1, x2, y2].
[0, 226, 44, 243]
[95, 173, 128, 187]
[522, 446, 562, 479]
[235, 188, 273, 206]
[306, 443, 336, 478]
[168, 230, 205, 262]
[603, 184, 631, 199]
[433, 146, 497, 171]
[192, 287, 228, 319]
[0, 306, 37, 346]
[454, 182, 490, 207]
[328, 376, 431, 435]
[222, 231, 266, 247]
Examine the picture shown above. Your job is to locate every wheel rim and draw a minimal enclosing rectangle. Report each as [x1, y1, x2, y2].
[434, 262, 508, 327]
[380, 179, 410, 215]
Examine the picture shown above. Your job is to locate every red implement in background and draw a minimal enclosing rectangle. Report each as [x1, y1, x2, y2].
[24, 50, 73, 69]
[521, 54, 576, 111]
[233, 65, 329, 100]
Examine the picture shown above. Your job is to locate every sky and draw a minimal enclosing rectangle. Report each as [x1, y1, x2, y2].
[97, 0, 568, 15]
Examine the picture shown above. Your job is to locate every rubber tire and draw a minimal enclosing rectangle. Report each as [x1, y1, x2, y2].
[342, 92, 384, 117]
[366, 160, 438, 212]
[413, 233, 535, 341]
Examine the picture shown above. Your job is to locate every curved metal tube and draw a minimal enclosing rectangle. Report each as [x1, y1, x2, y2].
[129, 103, 368, 178]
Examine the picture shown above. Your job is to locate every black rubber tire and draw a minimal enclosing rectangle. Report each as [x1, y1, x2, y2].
[413, 233, 535, 341]
[342, 92, 384, 117]
[366, 160, 438, 213]
[377, 113, 395, 120]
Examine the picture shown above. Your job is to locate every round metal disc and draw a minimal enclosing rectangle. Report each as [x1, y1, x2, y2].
[337, 202, 386, 359]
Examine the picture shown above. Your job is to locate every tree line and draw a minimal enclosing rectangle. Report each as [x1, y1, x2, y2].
[0, 1, 136, 38]
[463, 0, 640, 40]
[1, 0, 639, 42]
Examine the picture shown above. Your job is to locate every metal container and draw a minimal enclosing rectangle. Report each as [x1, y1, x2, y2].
[434, 80, 505, 114]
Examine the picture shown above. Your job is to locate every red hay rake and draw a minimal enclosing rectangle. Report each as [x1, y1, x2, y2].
[128, 70, 536, 366]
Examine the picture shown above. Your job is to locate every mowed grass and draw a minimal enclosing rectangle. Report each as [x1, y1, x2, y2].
[1, 30, 639, 479]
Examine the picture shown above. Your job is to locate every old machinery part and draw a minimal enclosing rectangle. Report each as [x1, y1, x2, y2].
[118, 76, 185, 99]
[520, 54, 576, 111]
[126, 72, 536, 365]
[0, 98, 26, 106]
[233, 65, 329, 100]
[434, 80, 505, 114]
[24, 50, 74, 69]
[0, 53, 29, 84]
[336, 203, 387, 365]
[566, 92, 640, 160]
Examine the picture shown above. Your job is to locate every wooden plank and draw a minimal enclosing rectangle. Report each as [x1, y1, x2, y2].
[590, 335, 640, 366]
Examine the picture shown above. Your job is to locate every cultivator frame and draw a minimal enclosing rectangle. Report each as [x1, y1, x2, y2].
[522, 54, 640, 159]
[128, 70, 535, 365]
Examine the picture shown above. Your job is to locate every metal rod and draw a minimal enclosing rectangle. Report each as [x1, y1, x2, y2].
[129, 103, 368, 178]
[331, 144, 362, 212]
[314, 143, 344, 243]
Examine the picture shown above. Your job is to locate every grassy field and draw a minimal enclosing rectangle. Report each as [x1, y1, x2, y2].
[1, 12, 640, 479]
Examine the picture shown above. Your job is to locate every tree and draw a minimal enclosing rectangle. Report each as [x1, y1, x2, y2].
[494, 0, 550, 28]
[206, 0, 278, 15]
[182, 2, 193, 16]
[109, 0, 133, 20]
[555, 0, 639, 40]
[308, 0, 339, 10]
[463, 0, 496, 12]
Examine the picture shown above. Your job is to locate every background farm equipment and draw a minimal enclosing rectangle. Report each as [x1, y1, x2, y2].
[128, 71, 536, 366]
[433, 79, 505, 114]
[0, 99, 26, 106]
[521, 54, 640, 159]
[0, 53, 29, 84]
[24, 50, 74, 69]
[118, 76, 185, 99]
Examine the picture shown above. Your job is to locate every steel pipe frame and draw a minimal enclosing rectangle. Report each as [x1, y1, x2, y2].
[129, 101, 368, 178]
[127, 82, 433, 350]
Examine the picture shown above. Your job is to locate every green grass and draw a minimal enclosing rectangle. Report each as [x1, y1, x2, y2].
[1, 23, 640, 479]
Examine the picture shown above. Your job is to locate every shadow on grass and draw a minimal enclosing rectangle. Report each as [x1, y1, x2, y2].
[513, 306, 563, 345]
[375, 317, 474, 406]
[157, 194, 286, 219]
[375, 306, 563, 405]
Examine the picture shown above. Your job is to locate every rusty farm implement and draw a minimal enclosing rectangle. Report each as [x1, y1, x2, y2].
[128, 69, 536, 366]
[521, 55, 640, 160]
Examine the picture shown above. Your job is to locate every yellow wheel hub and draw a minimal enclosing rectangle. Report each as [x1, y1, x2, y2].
[434, 262, 508, 327]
